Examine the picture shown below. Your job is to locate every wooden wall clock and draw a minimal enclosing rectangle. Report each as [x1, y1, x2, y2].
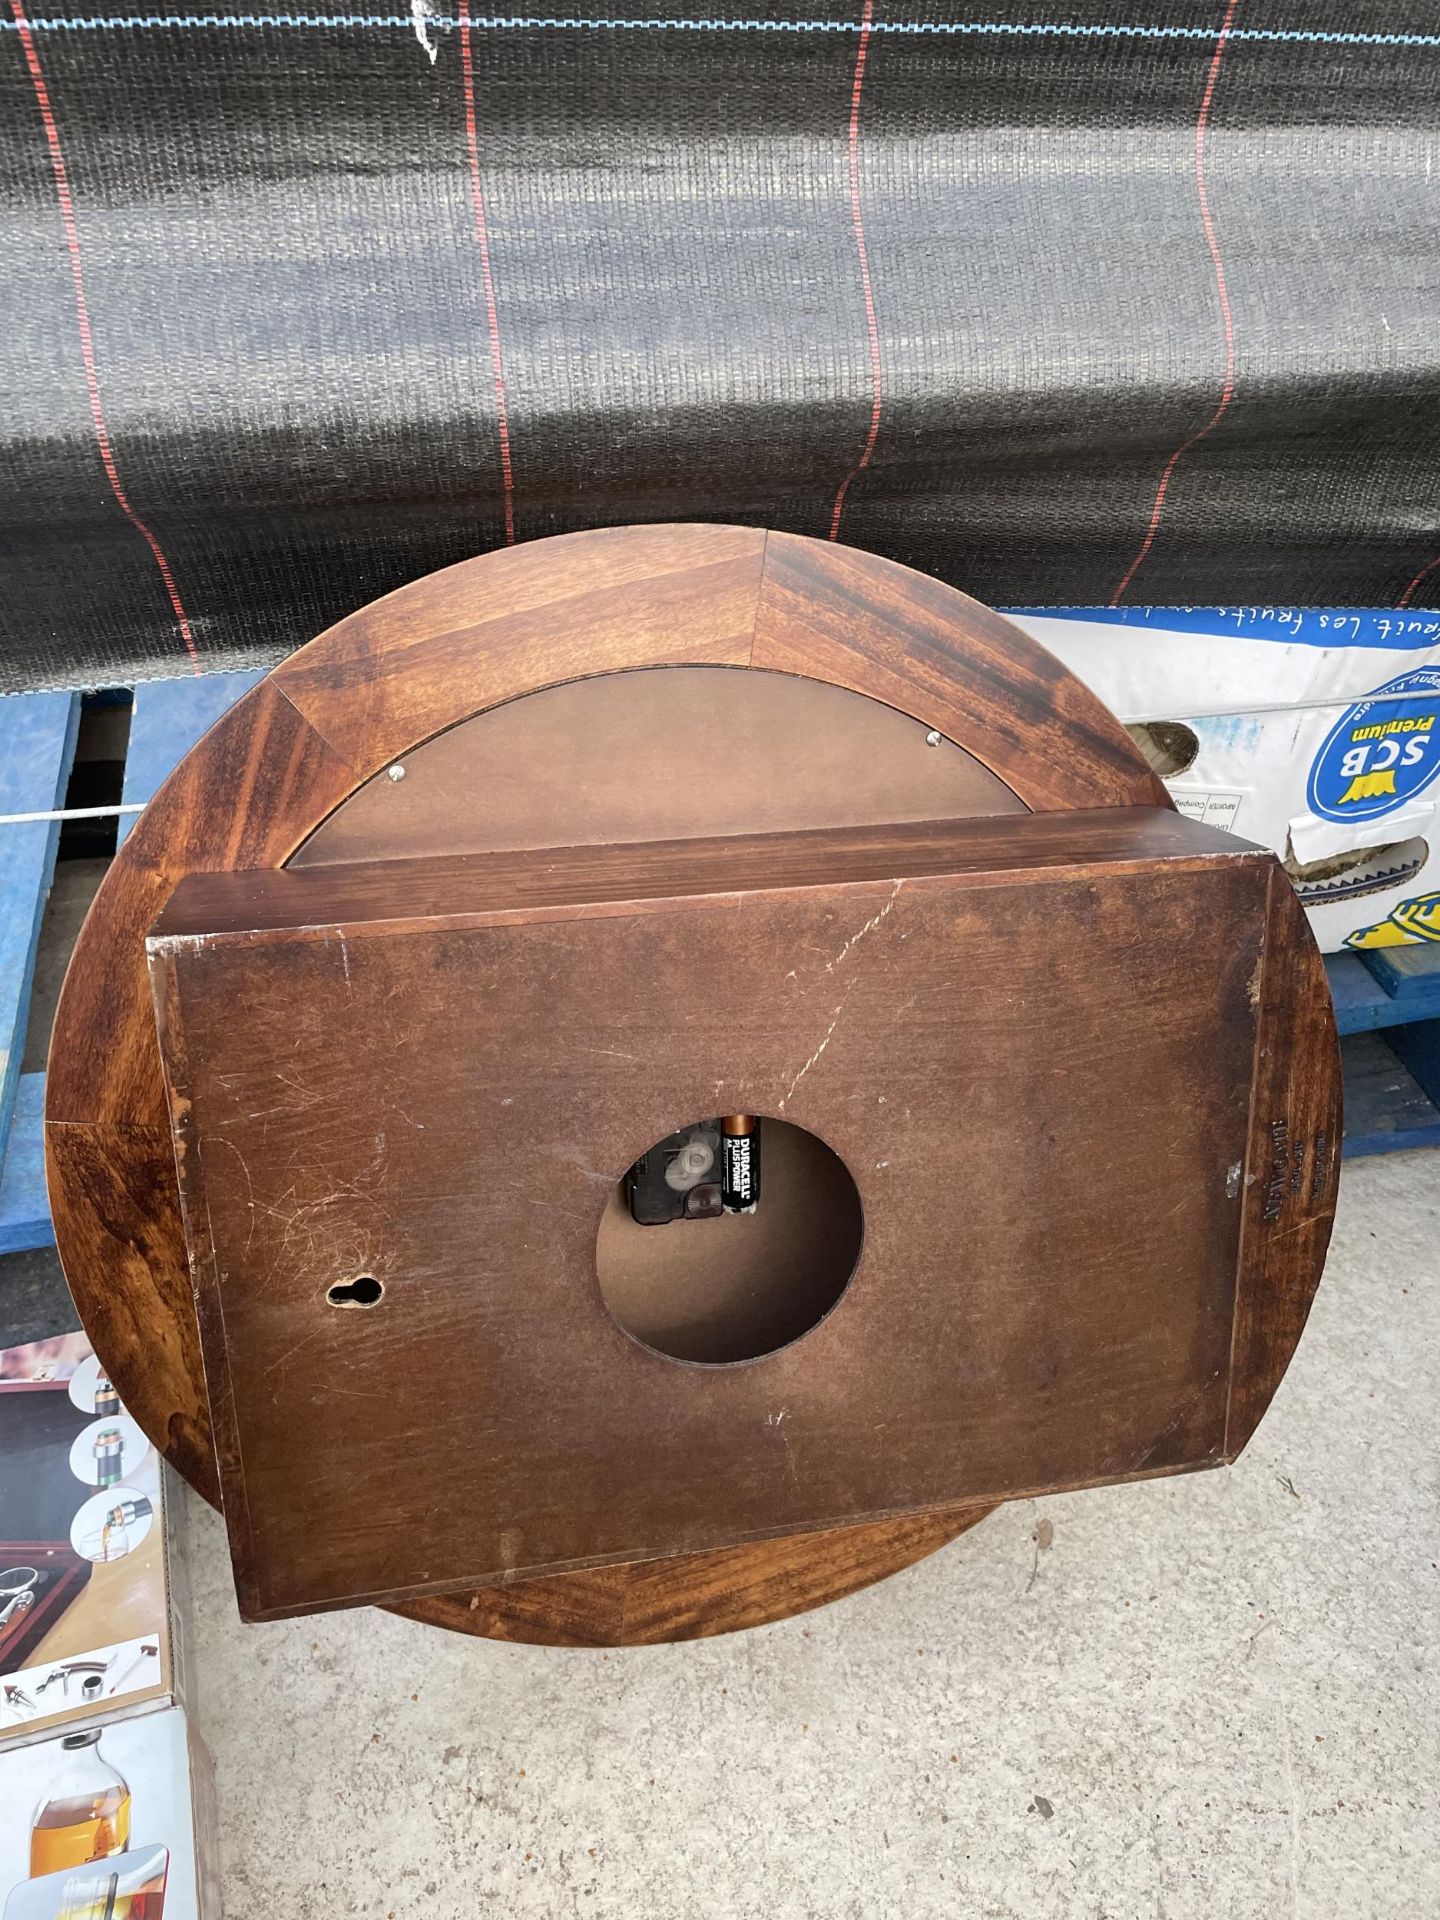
[45, 527, 1341, 1644]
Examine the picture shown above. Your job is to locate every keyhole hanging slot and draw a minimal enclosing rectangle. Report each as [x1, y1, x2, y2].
[327, 1275, 384, 1308]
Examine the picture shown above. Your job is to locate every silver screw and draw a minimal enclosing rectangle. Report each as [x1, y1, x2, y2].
[386, 763, 406, 782]
[925, 730, 943, 747]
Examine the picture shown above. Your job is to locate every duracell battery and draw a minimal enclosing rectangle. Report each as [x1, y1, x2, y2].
[720, 1115, 760, 1213]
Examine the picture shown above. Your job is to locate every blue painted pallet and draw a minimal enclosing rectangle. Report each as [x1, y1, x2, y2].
[1355, 939, 1440, 1009]
[1, 672, 259, 1253]
[1339, 1031, 1440, 1159]
[1326, 947, 1440, 1035]
[1325, 946, 1440, 1157]
[0, 692, 80, 1165]
[0, 1073, 49, 1255]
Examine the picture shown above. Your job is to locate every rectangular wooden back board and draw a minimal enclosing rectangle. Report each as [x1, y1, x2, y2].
[148, 811, 1281, 1621]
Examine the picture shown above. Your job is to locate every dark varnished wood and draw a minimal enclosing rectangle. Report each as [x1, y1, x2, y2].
[1226, 872, 1343, 1453]
[45, 682, 355, 1502]
[401, 1502, 996, 1648]
[753, 533, 1169, 815]
[45, 525, 1333, 1643]
[274, 523, 767, 778]
[270, 524, 1164, 815]
[150, 819, 1277, 1621]
[45, 681, 356, 1130]
[46, 1121, 216, 1497]
[154, 809, 1254, 943]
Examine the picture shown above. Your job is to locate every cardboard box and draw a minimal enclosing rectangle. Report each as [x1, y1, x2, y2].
[0, 1337, 189, 1752]
[1009, 605, 1440, 953]
[0, 1705, 218, 1919]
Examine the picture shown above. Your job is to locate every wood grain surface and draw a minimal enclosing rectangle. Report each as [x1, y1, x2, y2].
[46, 682, 355, 1500]
[46, 681, 355, 1130]
[151, 822, 1274, 1620]
[43, 525, 1335, 1643]
[753, 534, 1169, 814]
[154, 808, 1255, 941]
[1225, 871, 1344, 1454]
[399, 1502, 996, 1648]
[274, 523, 766, 777]
[46, 1121, 217, 1497]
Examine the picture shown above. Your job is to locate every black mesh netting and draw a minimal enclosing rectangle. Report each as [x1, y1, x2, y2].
[2, 1, 1438, 691]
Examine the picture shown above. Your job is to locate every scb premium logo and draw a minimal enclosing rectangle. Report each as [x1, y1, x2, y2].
[1307, 666, 1440, 823]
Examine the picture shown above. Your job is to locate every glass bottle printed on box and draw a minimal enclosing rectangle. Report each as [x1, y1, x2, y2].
[29, 1729, 132, 1877]
[54, 1846, 169, 1920]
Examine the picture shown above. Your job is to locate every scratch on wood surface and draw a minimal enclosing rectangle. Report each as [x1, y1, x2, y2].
[274, 1072, 322, 1110]
[1123, 1379, 1213, 1474]
[1265, 1215, 1318, 1247]
[154, 931, 219, 955]
[203, 1136, 257, 1255]
[552, 1149, 616, 1188]
[826, 877, 904, 973]
[776, 880, 904, 1109]
[263, 1323, 326, 1377]
[778, 983, 855, 1111]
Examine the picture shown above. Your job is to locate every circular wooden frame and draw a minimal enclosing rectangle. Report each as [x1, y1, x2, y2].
[46, 525, 1169, 1646]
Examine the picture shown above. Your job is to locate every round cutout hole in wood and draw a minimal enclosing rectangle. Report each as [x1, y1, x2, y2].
[595, 1117, 863, 1366]
[327, 1275, 384, 1309]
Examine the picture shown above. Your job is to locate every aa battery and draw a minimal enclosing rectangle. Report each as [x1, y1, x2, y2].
[720, 1115, 760, 1213]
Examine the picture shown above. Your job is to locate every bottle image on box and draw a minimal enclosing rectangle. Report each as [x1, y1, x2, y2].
[93, 1427, 124, 1488]
[29, 1729, 132, 1877]
[70, 1490, 154, 1564]
[54, 1845, 170, 1920]
[93, 1373, 121, 1419]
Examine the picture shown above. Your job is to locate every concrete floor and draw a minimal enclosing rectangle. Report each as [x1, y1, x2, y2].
[167, 1150, 1437, 1918]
